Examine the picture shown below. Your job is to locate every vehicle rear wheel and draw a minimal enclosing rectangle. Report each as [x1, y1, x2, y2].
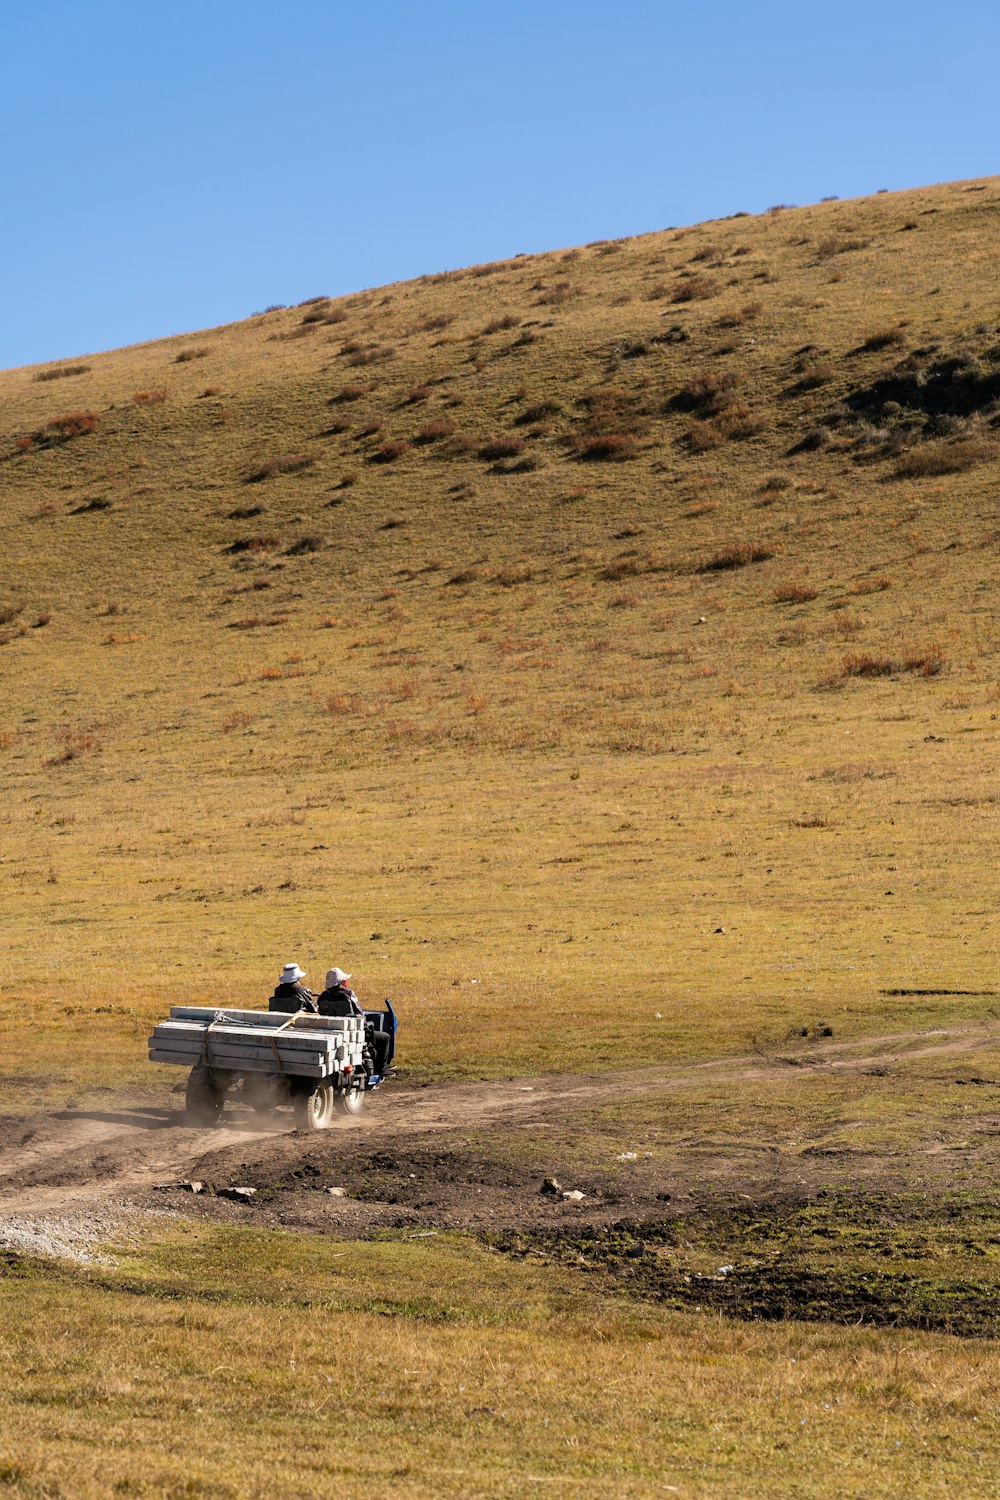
[186, 1066, 226, 1126]
[293, 1082, 335, 1131]
[334, 1083, 366, 1115]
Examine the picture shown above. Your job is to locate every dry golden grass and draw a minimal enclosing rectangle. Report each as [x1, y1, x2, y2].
[1, 1221, 998, 1499]
[1, 178, 1000, 1101]
[3, 174, 1000, 1498]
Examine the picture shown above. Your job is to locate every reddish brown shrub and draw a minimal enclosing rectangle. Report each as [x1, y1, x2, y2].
[841, 652, 895, 678]
[372, 439, 411, 463]
[174, 347, 211, 362]
[479, 436, 525, 461]
[133, 390, 168, 404]
[698, 544, 773, 573]
[414, 419, 457, 445]
[575, 434, 639, 462]
[901, 645, 946, 676]
[850, 575, 893, 595]
[404, 385, 433, 404]
[773, 583, 818, 603]
[47, 410, 99, 439]
[332, 384, 367, 403]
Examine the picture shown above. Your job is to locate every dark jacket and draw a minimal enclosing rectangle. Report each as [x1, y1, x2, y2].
[317, 983, 363, 1018]
[268, 981, 318, 1015]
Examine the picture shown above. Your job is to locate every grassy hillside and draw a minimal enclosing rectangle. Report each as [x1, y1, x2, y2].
[2, 176, 999, 1099]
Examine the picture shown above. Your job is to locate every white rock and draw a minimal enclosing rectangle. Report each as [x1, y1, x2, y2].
[562, 1190, 585, 1202]
[326, 1187, 347, 1198]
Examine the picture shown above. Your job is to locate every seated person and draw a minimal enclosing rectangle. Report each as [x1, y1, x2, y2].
[317, 967, 363, 1017]
[318, 967, 392, 1076]
[268, 963, 318, 1014]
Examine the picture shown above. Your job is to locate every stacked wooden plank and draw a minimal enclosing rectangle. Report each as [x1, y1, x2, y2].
[148, 1006, 365, 1079]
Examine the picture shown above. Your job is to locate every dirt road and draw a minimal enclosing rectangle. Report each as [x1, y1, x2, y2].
[2, 1019, 999, 1260]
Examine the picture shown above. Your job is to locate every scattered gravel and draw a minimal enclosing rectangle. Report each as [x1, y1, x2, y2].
[0, 1203, 171, 1265]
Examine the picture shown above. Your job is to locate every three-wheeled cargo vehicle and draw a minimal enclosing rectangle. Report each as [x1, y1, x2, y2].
[148, 1001, 397, 1129]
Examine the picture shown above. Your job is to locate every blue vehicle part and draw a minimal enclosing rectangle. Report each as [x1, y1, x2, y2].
[362, 999, 397, 1088]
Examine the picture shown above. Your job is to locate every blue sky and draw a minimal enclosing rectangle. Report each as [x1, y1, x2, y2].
[3, 0, 998, 369]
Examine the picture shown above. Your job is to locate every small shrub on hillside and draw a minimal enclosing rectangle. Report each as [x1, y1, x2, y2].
[246, 452, 319, 483]
[357, 420, 384, 438]
[534, 280, 582, 306]
[199, 386, 222, 398]
[575, 433, 639, 462]
[773, 582, 818, 603]
[133, 389, 168, 404]
[439, 433, 477, 457]
[404, 384, 433, 404]
[815, 236, 869, 260]
[44, 411, 100, 442]
[860, 327, 906, 353]
[698, 543, 773, 573]
[286, 534, 325, 555]
[671, 274, 719, 302]
[416, 313, 453, 333]
[794, 361, 835, 390]
[687, 420, 724, 452]
[901, 645, 947, 676]
[515, 398, 563, 425]
[414, 419, 456, 445]
[174, 346, 211, 362]
[760, 474, 792, 494]
[715, 302, 762, 328]
[841, 652, 895, 678]
[672, 369, 742, 416]
[47, 729, 102, 765]
[226, 535, 282, 554]
[479, 436, 525, 461]
[483, 315, 519, 334]
[894, 438, 993, 477]
[331, 384, 367, 402]
[371, 439, 411, 463]
[32, 363, 90, 382]
[850, 574, 893, 595]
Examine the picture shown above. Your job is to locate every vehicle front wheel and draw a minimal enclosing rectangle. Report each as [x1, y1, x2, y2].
[186, 1066, 226, 1126]
[293, 1082, 335, 1131]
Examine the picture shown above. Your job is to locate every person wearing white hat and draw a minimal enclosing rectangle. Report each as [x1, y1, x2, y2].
[268, 963, 318, 1015]
[316, 968, 362, 1018]
[318, 967, 392, 1077]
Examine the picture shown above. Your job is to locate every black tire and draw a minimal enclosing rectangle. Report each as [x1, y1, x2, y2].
[186, 1066, 226, 1126]
[293, 1082, 335, 1131]
[334, 1083, 366, 1116]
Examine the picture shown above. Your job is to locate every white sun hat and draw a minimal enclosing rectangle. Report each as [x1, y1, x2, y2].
[326, 967, 352, 986]
[280, 963, 306, 984]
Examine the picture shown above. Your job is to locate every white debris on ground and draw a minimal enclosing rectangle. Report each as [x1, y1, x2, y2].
[0, 1203, 171, 1266]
